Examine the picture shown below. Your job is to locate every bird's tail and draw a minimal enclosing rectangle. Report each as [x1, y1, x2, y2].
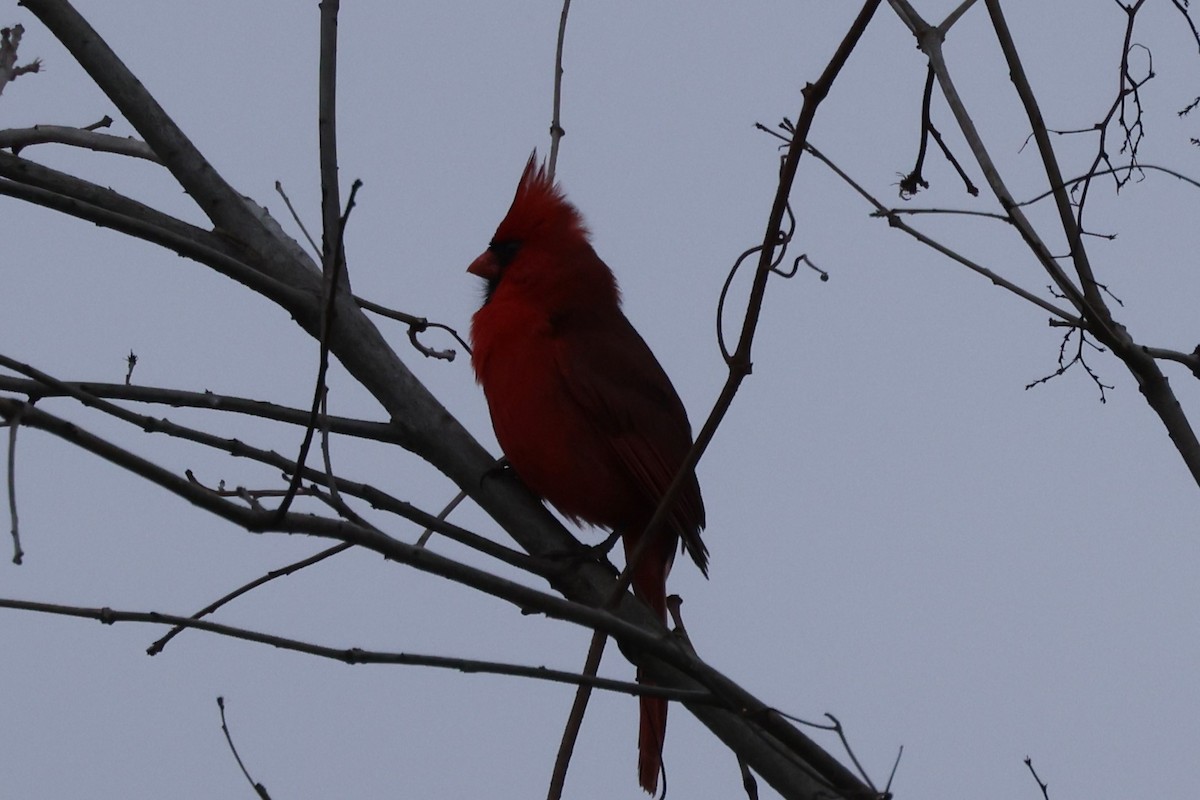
[637, 671, 667, 795]
[626, 533, 672, 795]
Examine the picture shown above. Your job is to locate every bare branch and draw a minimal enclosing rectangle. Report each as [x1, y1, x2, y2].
[0, 125, 157, 160]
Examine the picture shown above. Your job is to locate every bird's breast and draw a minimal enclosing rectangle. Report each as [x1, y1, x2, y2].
[470, 301, 641, 528]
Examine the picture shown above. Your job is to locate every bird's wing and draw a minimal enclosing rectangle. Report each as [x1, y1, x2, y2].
[554, 310, 708, 574]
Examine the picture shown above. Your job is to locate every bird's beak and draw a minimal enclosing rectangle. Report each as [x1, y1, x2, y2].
[467, 250, 499, 280]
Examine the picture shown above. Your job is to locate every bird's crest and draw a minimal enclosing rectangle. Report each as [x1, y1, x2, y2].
[492, 152, 589, 247]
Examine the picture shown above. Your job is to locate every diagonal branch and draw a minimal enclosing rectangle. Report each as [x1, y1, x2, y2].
[806, 143, 1080, 324]
[982, 0, 1200, 484]
[0, 174, 300, 303]
[19, 0, 311, 277]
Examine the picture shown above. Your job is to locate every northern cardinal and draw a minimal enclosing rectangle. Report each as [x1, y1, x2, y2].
[468, 155, 708, 793]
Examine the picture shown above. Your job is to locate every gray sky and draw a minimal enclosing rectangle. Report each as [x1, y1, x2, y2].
[3, 2, 1199, 798]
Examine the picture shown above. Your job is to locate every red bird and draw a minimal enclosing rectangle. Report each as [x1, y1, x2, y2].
[468, 156, 708, 793]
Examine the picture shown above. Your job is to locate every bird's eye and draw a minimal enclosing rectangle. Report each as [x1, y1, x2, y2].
[489, 239, 521, 268]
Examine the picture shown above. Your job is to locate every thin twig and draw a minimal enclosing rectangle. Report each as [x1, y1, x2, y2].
[274, 180, 321, 257]
[217, 697, 272, 800]
[5, 403, 23, 564]
[1023, 756, 1050, 800]
[883, 745, 903, 794]
[546, 632, 607, 800]
[547, 0, 572, 180]
[823, 714, 878, 795]
[417, 489, 469, 546]
[147, 542, 352, 655]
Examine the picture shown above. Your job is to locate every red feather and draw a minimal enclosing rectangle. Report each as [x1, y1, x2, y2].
[469, 156, 707, 793]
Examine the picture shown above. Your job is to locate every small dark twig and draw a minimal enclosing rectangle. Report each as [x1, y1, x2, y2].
[217, 697, 272, 800]
[716, 244, 769, 363]
[5, 403, 23, 564]
[900, 65, 977, 197]
[927, 117, 979, 195]
[899, 66, 936, 197]
[884, 745, 903, 795]
[354, 295, 466, 361]
[1171, 0, 1200, 53]
[123, 350, 137, 385]
[764, 708, 887, 797]
[1024, 756, 1051, 800]
[824, 713, 880, 796]
[792, 253, 829, 282]
[1025, 327, 1114, 402]
[274, 180, 320, 257]
[416, 489, 468, 546]
[147, 542, 352, 655]
[753, 121, 790, 145]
